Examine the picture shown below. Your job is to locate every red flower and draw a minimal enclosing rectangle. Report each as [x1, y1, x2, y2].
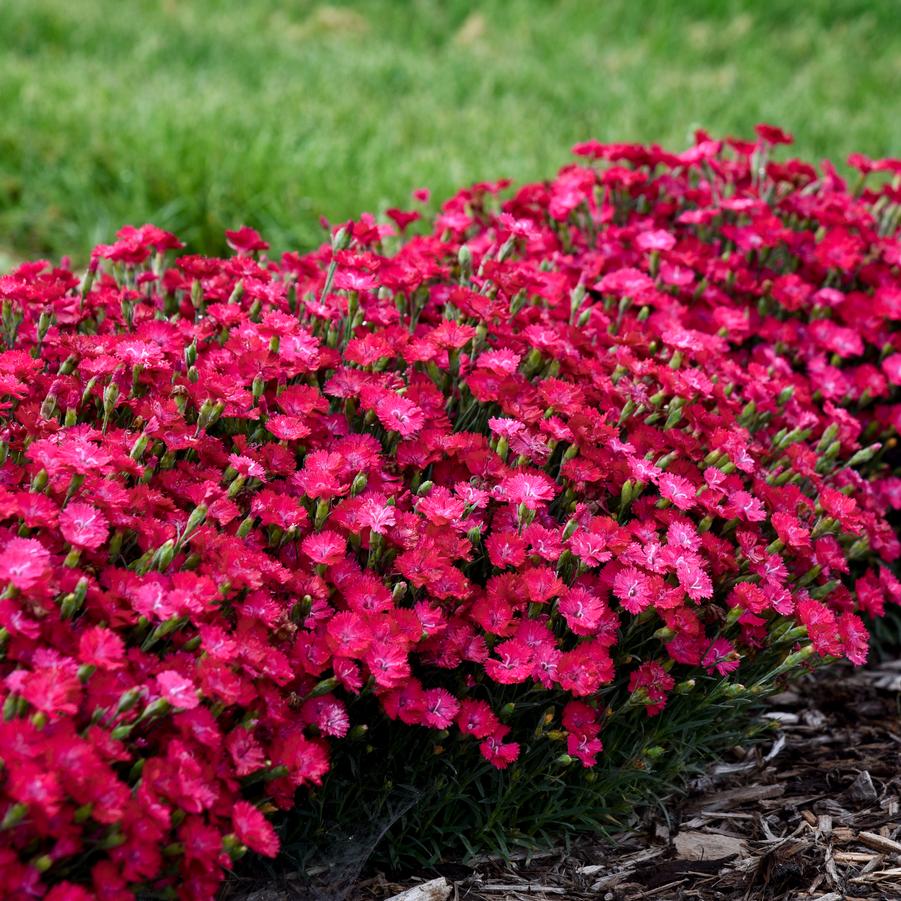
[226, 226, 269, 254]
[156, 670, 200, 710]
[0, 537, 51, 590]
[232, 801, 280, 857]
[60, 502, 109, 550]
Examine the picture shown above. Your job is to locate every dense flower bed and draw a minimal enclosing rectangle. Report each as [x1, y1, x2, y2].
[1, 127, 900, 898]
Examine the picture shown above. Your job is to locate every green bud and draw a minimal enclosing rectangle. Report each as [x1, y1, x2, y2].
[237, 515, 255, 538]
[783, 644, 815, 668]
[115, 687, 144, 716]
[226, 475, 246, 499]
[458, 244, 472, 281]
[153, 539, 175, 571]
[129, 433, 150, 461]
[252, 375, 265, 401]
[332, 226, 351, 252]
[776, 385, 795, 405]
[816, 423, 839, 454]
[40, 392, 58, 420]
[182, 504, 207, 541]
[308, 677, 340, 699]
[103, 381, 120, 416]
[314, 499, 330, 530]
[228, 280, 244, 305]
[846, 444, 879, 468]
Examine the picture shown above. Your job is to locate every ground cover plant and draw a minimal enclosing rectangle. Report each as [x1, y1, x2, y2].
[1, 127, 900, 899]
[2, 0, 901, 264]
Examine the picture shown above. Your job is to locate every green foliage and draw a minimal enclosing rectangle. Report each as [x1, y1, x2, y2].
[1, 0, 900, 261]
[262, 641, 793, 876]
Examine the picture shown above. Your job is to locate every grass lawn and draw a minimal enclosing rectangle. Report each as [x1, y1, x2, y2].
[1, 0, 899, 262]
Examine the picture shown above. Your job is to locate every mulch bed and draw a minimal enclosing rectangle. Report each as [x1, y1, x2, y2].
[229, 662, 901, 901]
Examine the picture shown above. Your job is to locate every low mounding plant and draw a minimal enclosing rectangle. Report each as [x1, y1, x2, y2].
[1, 126, 900, 898]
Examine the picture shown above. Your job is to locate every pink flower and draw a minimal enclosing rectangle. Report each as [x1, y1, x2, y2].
[479, 731, 520, 769]
[225, 226, 269, 254]
[156, 670, 200, 710]
[0, 537, 51, 590]
[375, 393, 425, 437]
[423, 688, 460, 729]
[658, 474, 695, 511]
[702, 638, 741, 676]
[613, 567, 653, 614]
[78, 627, 126, 671]
[60, 502, 109, 550]
[496, 471, 557, 510]
[232, 801, 280, 857]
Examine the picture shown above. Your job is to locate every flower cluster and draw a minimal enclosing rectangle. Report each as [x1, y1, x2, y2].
[1, 127, 900, 898]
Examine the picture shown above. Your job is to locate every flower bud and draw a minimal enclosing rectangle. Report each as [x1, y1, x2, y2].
[40, 391, 58, 421]
[783, 644, 815, 668]
[332, 226, 351, 251]
[846, 444, 879, 467]
[153, 539, 175, 571]
[115, 687, 143, 716]
[308, 677, 340, 698]
[457, 244, 472, 281]
[182, 504, 207, 541]
[129, 433, 150, 461]
[103, 380, 120, 416]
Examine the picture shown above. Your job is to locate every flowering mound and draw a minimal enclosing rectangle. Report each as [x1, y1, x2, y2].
[1, 127, 901, 898]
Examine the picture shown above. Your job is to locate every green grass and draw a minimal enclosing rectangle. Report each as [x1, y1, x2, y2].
[1, 0, 899, 261]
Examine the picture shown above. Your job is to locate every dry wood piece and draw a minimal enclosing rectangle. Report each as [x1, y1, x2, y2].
[673, 831, 748, 861]
[857, 830, 901, 855]
[474, 883, 567, 894]
[844, 770, 879, 803]
[384, 878, 452, 901]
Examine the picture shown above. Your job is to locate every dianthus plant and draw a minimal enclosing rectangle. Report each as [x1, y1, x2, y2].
[0, 126, 900, 898]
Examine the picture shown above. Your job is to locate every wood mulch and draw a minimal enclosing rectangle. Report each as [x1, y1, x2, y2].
[229, 662, 901, 901]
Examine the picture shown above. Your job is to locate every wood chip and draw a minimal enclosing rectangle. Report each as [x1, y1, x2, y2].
[689, 782, 785, 811]
[673, 830, 747, 861]
[476, 884, 566, 894]
[857, 830, 901, 854]
[845, 770, 878, 803]
[850, 866, 901, 881]
[834, 850, 878, 863]
[385, 877, 452, 901]
[577, 845, 664, 876]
